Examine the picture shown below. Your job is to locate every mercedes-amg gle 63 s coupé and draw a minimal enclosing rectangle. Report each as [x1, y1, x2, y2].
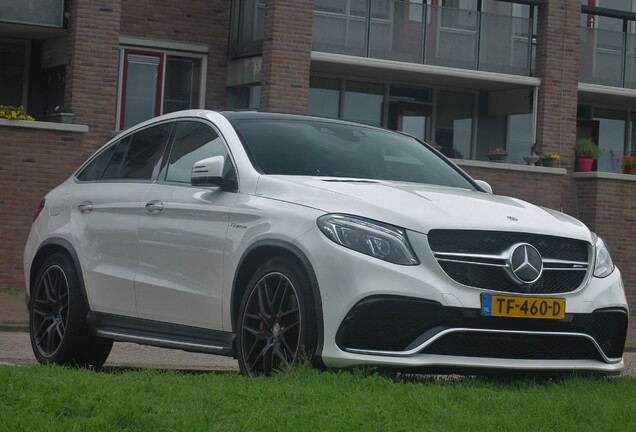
[24, 110, 628, 376]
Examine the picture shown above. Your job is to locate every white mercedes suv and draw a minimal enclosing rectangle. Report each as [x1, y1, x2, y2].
[23, 110, 628, 376]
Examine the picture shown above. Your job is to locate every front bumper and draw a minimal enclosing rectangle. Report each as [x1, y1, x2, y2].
[295, 227, 629, 374]
[336, 296, 627, 363]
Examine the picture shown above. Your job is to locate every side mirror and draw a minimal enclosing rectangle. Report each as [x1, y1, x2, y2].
[191, 156, 237, 191]
[474, 179, 493, 194]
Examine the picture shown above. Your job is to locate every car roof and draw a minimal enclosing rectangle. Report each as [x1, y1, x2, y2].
[219, 110, 386, 131]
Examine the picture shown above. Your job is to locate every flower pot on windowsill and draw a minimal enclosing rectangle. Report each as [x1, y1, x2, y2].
[624, 166, 636, 175]
[541, 158, 555, 167]
[487, 153, 508, 163]
[47, 113, 75, 124]
[576, 157, 594, 172]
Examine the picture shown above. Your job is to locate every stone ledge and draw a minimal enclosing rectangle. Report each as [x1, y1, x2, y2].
[453, 158, 567, 175]
[573, 171, 636, 182]
[0, 119, 89, 133]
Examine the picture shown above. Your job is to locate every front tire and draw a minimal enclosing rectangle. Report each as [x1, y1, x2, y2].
[29, 253, 113, 368]
[236, 257, 317, 376]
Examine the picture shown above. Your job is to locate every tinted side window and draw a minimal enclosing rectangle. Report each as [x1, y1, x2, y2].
[102, 123, 172, 181]
[76, 142, 118, 181]
[165, 121, 228, 183]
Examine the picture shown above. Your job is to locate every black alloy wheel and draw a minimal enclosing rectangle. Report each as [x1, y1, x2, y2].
[29, 253, 113, 368]
[31, 264, 69, 357]
[237, 258, 317, 376]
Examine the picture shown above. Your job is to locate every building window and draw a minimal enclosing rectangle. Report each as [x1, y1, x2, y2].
[309, 77, 341, 118]
[435, 90, 474, 160]
[594, 108, 627, 173]
[343, 81, 384, 126]
[226, 84, 260, 110]
[577, 105, 631, 173]
[0, 41, 29, 107]
[229, 0, 266, 57]
[118, 48, 206, 130]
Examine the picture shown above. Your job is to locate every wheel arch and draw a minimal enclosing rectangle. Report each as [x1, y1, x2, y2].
[231, 240, 324, 361]
[29, 238, 89, 309]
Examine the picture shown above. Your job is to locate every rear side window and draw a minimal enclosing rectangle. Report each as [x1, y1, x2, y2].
[102, 123, 172, 181]
[76, 143, 118, 182]
[165, 121, 229, 183]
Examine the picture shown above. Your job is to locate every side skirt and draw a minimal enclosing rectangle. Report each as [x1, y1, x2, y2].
[87, 312, 235, 357]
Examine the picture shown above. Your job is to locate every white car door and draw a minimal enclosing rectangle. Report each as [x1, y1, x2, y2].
[134, 120, 236, 330]
[71, 122, 172, 317]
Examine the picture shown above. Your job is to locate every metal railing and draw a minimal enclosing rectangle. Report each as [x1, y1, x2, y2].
[0, 0, 65, 28]
[580, 26, 636, 89]
[312, 1, 534, 76]
[229, 0, 534, 77]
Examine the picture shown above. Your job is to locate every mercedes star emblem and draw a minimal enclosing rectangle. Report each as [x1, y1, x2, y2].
[508, 243, 543, 284]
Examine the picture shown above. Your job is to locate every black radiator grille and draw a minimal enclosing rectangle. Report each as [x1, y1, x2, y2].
[428, 230, 590, 294]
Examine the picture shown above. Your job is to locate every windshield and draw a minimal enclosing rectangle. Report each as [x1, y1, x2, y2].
[232, 118, 476, 190]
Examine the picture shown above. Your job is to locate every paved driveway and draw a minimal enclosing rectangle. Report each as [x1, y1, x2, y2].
[0, 330, 238, 371]
[1, 330, 634, 375]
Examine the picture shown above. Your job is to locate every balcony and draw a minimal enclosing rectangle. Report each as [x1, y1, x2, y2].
[580, 26, 636, 89]
[313, 1, 534, 76]
[229, 0, 534, 77]
[0, 0, 65, 28]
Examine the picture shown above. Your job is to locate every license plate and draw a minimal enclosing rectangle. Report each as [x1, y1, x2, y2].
[481, 294, 565, 320]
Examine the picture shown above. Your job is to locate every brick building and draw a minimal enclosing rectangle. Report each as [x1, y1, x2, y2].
[0, 0, 634, 344]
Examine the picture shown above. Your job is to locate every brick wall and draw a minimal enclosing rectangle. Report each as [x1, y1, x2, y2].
[0, 123, 87, 290]
[534, 0, 581, 215]
[574, 175, 636, 346]
[65, 0, 122, 158]
[120, 0, 229, 110]
[260, 0, 313, 114]
[459, 165, 566, 211]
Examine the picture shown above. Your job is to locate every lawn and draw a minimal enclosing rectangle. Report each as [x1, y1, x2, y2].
[1, 365, 634, 431]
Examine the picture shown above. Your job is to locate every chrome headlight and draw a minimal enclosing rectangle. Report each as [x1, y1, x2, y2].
[317, 214, 419, 266]
[593, 234, 614, 278]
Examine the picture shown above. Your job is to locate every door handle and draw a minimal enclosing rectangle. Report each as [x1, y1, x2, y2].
[77, 202, 93, 213]
[145, 200, 164, 213]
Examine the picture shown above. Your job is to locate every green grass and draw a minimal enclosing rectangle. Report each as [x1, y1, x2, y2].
[1, 365, 635, 431]
[0, 286, 20, 295]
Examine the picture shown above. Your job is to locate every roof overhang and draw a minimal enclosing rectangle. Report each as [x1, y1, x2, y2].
[311, 51, 541, 91]
[578, 83, 636, 108]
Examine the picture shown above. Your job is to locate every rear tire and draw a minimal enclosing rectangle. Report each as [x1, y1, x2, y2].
[236, 257, 317, 376]
[29, 253, 113, 368]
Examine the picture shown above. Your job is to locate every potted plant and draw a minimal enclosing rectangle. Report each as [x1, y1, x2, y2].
[541, 152, 560, 168]
[622, 155, 636, 175]
[487, 148, 509, 163]
[46, 106, 75, 124]
[0, 105, 34, 121]
[574, 137, 600, 171]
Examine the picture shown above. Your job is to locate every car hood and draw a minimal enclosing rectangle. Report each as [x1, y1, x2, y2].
[254, 176, 591, 240]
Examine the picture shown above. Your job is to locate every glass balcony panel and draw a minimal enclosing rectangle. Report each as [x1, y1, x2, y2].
[624, 33, 636, 89]
[313, 12, 367, 56]
[425, 7, 478, 70]
[312, 2, 532, 77]
[0, 0, 64, 28]
[479, 13, 530, 76]
[580, 27, 624, 87]
[368, 0, 423, 63]
[315, 0, 347, 14]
